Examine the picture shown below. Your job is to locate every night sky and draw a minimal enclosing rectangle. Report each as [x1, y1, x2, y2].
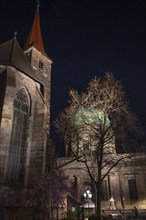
[1, 0, 146, 150]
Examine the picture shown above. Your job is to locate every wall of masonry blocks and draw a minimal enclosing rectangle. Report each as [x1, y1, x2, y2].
[0, 66, 47, 186]
[57, 154, 146, 210]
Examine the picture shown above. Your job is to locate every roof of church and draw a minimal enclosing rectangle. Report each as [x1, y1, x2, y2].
[0, 37, 43, 84]
[0, 37, 34, 75]
[23, 5, 47, 57]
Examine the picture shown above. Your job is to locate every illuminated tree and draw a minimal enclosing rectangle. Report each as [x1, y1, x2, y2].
[54, 72, 145, 219]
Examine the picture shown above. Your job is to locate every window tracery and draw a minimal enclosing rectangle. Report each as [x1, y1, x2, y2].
[6, 88, 30, 184]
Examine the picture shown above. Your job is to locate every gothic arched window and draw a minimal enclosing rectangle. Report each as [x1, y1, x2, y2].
[6, 87, 30, 184]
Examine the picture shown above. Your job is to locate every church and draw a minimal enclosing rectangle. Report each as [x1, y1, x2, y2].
[0, 2, 52, 219]
[0, 2, 146, 220]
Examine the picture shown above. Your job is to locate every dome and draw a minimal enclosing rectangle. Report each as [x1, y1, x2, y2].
[73, 108, 110, 127]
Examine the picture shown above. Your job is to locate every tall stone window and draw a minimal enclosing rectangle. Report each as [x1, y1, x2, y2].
[0, 70, 7, 124]
[6, 87, 30, 184]
[128, 179, 138, 201]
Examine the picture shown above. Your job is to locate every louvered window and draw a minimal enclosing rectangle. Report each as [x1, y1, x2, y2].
[39, 60, 44, 70]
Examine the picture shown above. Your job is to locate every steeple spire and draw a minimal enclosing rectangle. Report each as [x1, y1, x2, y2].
[24, 1, 46, 56]
[36, 0, 40, 10]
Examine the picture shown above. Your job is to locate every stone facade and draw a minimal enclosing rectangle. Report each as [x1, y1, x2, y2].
[0, 7, 52, 218]
[57, 153, 146, 213]
[56, 94, 146, 216]
[0, 43, 52, 185]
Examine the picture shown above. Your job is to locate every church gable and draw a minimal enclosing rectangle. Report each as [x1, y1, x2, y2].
[0, 38, 34, 77]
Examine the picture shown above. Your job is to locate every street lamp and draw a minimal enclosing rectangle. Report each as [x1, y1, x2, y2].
[83, 189, 92, 218]
[83, 189, 92, 200]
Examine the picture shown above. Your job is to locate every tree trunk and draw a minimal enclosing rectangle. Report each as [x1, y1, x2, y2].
[96, 183, 101, 220]
[96, 159, 102, 220]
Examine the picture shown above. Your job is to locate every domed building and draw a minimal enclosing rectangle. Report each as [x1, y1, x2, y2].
[66, 108, 113, 156]
[57, 107, 146, 217]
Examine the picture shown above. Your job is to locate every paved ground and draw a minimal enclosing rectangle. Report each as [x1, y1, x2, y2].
[121, 215, 146, 220]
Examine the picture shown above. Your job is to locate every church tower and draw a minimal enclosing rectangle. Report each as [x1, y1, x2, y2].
[23, 1, 52, 126]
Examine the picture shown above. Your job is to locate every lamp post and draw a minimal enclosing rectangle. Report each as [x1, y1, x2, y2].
[83, 189, 92, 218]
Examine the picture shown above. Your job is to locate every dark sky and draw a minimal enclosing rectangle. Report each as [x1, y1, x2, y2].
[1, 0, 146, 146]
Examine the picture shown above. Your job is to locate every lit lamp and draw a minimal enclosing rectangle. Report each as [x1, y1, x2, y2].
[83, 189, 92, 217]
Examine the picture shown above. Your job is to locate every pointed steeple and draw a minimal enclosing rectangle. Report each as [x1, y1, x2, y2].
[24, 1, 46, 56]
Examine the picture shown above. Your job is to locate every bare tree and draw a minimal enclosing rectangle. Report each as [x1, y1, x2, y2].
[54, 72, 145, 219]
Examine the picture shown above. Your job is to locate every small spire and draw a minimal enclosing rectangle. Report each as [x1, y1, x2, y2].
[24, 0, 47, 56]
[14, 30, 18, 38]
[36, 0, 40, 9]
